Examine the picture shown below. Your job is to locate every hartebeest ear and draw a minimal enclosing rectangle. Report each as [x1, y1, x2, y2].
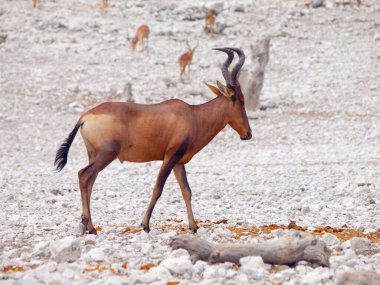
[204, 82, 223, 96]
[216, 80, 235, 98]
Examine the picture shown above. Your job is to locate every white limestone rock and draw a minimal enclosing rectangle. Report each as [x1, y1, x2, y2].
[239, 256, 266, 280]
[32, 241, 51, 258]
[84, 234, 96, 245]
[84, 247, 106, 262]
[322, 233, 341, 247]
[335, 270, 380, 285]
[203, 264, 227, 279]
[50, 236, 81, 263]
[160, 250, 194, 278]
[350, 237, 371, 253]
[301, 267, 332, 285]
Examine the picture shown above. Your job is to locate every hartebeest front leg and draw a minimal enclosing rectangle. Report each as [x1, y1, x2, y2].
[173, 164, 198, 233]
[141, 159, 176, 233]
[141, 140, 189, 233]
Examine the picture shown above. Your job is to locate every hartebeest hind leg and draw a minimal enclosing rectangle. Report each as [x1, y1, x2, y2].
[78, 143, 120, 235]
[173, 164, 198, 232]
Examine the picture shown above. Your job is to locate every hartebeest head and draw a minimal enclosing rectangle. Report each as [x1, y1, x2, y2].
[205, 48, 252, 140]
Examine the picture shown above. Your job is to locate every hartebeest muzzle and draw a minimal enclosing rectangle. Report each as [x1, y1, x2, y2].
[241, 128, 252, 140]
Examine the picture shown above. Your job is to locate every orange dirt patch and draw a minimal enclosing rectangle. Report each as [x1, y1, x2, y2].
[84, 264, 109, 273]
[95, 226, 103, 232]
[113, 220, 380, 244]
[312, 226, 380, 243]
[122, 263, 127, 269]
[166, 282, 179, 285]
[2, 265, 25, 273]
[83, 262, 118, 274]
[165, 218, 184, 223]
[226, 221, 380, 243]
[139, 261, 161, 271]
[120, 226, 142, 235]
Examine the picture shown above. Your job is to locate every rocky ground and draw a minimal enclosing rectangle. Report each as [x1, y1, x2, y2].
[0, 0, 380, 284]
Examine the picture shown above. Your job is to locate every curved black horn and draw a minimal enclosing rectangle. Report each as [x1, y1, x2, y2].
[213, 48, 234, 86]
[229, 48, 245, 86]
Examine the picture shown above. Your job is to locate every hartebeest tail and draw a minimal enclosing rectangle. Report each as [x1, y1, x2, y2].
[55, 47, 251, 235]
[55, 122, 81, 171]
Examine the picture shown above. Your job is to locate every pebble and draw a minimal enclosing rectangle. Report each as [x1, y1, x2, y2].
[84, 247, 106, 262]
[239, 256, 266, 279]
[49, 237, 81, 263]
[335, 270, 380, 285]
[312, 0, 325, 8]
[322, 233, 341, 247]
[1, 0, 380, 284]
[160, 251, 194, 278]
[350, 237, 371, 253]
[203, 264, 227, 279]
[84, 235, 96, 245]
[32, 241, 51, 258]
[301, 267, 332, 285]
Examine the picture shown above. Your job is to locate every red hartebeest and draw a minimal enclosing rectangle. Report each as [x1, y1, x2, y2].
[204, 9, 217, 34]
[55, 48, 252, 234]
[178, 41, 198, 82]
[131, 24, 150, 52]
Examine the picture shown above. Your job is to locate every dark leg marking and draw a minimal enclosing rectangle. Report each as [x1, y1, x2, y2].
[141, 137, 189, 233]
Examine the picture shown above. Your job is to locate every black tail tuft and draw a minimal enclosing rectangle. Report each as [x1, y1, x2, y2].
[54, 122, 81, 172]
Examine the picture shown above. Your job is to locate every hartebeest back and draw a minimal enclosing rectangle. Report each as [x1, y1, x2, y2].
[131, 24, 150, 52]
[55, 48, 251, 234]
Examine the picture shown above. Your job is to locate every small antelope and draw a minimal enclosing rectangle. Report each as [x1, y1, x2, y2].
[55, 48, 251, 235]
[101, 0, 109, 9]
[178, 41, 199, 82]
[204, 9, 216, 34]
[131, 24, 150, 52]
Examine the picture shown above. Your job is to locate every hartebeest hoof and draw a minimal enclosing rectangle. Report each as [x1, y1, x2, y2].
[141, 223, 150, 233]
[79, 223, 97, 235]
[88, 228, 97, 235]
[190, 225, 199, 233]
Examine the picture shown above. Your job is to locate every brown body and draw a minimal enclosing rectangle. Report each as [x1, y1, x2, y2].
[80, 98, 242, 165]
[204, 10, 216, 34]
[55, 48, 251, 235]
[178, 41, 198, 82]
[131, 24, 150, 51]
[32, 0, 39, 8]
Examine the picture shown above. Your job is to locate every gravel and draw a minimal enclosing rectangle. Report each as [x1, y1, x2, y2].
[0, 0, 379, 284]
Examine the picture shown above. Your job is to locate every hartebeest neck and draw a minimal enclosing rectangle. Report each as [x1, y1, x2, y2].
[192, 96, 230, 149]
